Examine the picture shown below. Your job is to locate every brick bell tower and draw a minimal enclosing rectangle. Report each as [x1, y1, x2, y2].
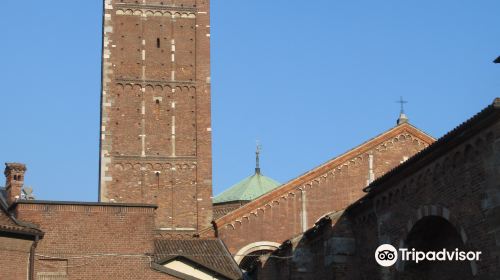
[99, 0, 212, 234]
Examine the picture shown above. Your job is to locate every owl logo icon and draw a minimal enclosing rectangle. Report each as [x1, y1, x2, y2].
[375, 244, 398, 267]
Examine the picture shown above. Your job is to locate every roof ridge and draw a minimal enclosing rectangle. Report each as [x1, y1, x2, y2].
[363, 98, 500, 195]
[215, 123, 435, 225]
[153, 239, 242, 279]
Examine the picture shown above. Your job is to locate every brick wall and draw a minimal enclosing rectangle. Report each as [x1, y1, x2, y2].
[99, 0, 213, 232]
[216, 124, 434, 256]
[256, 212, 358, 280]
[257, 102, 500, 280]
[0, 236, 32, 280]
[14, 202, 176, 279]
[349, 118, 500, 279]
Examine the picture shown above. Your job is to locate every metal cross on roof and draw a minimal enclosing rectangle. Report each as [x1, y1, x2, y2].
[397, 96, 408, 114]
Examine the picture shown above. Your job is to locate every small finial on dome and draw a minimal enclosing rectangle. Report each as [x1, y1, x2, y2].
[396, 96, 409, 125]
[255, 141, 262, 174]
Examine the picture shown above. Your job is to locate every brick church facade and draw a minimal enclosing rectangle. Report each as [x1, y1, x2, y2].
[214, 119, 435, 270]
[1, 0, 499, 279]
[251, 100, 500, 280]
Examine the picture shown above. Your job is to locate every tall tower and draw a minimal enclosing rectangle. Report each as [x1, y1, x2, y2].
[99, 0, 212, 234]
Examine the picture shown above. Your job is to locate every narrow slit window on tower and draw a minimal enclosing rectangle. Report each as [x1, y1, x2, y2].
[157, 38, 161, 48]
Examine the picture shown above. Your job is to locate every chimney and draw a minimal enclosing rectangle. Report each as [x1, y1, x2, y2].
[4, 163, 27, 205]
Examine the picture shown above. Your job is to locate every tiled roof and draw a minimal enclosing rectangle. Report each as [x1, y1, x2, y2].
[153, 239, 242, 280]
[0, 187, 42, 236]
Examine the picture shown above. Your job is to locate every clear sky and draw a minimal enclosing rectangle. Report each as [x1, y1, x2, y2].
[1, 0, 499, 201]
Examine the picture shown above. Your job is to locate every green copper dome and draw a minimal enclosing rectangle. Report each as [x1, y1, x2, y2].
[213, 172, 281, 204]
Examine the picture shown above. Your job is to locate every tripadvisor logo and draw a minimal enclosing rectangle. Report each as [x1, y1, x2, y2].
[375, 244, 482, 267]
[375, 244, 398, 267]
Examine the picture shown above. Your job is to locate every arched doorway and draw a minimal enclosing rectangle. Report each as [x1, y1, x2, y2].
[400, 216, 472, 280]
[234, 242, 280, 273]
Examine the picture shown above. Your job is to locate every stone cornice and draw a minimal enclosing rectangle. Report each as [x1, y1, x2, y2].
[16, 201, 157, 211]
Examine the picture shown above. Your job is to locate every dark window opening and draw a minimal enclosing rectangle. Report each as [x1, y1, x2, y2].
[404, 216, 470, 279]
[157, 38, 160, 48]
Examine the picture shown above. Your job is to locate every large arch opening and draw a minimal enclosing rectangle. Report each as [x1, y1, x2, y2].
[234, 242, 280, 273]
[239, 249, 272, 273]
[401, 216, 472, 280]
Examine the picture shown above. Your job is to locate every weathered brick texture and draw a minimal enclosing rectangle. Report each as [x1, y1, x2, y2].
[15, 202, 176, 280]
[256, 100, 500, 280]
[99, 0, 213, 232]
[0, 236, 32, 280]
[256, 212, 357, 280]
[216, 124, 434, 257]
[349, 117, 500, 279]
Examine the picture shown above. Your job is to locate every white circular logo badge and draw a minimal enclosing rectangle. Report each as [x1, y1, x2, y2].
[375, 244, 398, 267]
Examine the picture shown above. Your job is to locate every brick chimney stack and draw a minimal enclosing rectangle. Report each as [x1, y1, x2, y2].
[4, 163, 26, 205]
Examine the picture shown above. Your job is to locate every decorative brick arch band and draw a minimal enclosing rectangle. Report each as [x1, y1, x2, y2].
[396, 205, 477, 276]
[234, 241, 281, 264]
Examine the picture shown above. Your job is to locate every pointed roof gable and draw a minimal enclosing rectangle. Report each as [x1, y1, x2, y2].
[363, 98, 500, 196]
[153, 239, 242, 280]
[215, 123, 435, 225]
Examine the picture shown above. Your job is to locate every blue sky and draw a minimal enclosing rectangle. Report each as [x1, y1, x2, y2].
[1, 0, 499, 201]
